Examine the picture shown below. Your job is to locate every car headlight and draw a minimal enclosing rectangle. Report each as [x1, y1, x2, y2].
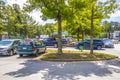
[1, 48, 8, 52]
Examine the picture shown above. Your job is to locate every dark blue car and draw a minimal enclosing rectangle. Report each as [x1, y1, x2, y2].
[76, 39, 104, 50]
[43, 38, 67, 48]
[42, 38, 58, 47]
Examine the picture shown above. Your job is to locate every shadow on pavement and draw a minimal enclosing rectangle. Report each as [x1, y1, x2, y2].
[5, 59, 120, 80]
[0, 54, 17, 58]
[17, 54, 43, 59]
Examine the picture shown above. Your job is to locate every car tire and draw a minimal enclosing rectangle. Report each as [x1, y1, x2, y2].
[9, 50, 14, 56]
[97, 45, 102, 50]
[19, 54, 23, 57]
[12, 50, 15, 55]
[43, 47, 46, 53]
[54, 44, 58, 48]
[35, 50, 39, 57]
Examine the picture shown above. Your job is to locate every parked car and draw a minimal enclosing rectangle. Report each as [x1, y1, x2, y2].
[62, 38, 67, 46]
[112, 39, 119, 44]
[16, 40, 46, 57]
[42, 38, 67, 48]
[102, 39, 114, 48]
[0, 39, 20, 56]
[76, 39, 104, 50]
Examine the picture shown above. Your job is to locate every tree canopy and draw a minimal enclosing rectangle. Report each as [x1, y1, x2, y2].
[0, 0, 119, 54]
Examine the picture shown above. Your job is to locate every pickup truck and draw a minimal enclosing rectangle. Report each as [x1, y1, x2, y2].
[76, 39, 104, 50]
[42, 38, 67, 48]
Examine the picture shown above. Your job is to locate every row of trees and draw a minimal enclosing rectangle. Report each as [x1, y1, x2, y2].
[0, 0, 45, 38]
[26, 0, 118, 54]
[0, 0, 119, 54]
[0, 0, 58, 38]
[102, 21, 120, 38]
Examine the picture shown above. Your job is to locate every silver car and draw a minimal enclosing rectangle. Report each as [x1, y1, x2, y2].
[0, 39, 20, 56]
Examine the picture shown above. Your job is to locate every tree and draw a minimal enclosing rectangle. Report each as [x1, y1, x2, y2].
[0, 0, 5, 34]
[1, 3, 40, 38]
[65, 8, 91, 41]
[42, 23, 55, 36]
[102, 21, 120, 38]
[26, 0, 76, 54]
[86, 0, 118, 54]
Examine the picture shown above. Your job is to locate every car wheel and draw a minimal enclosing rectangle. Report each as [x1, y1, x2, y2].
[42, 47, 46, 53]
[35, 50, 39, 57]
[13, 49, 16, 55]
[54, 44, 58, 48]
[19, 54, 23, 57]
[97, 45, 101, 50]
[9, 50, 14, 56]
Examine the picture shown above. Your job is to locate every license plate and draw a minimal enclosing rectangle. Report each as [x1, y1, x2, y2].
[23, 47, 27, 49]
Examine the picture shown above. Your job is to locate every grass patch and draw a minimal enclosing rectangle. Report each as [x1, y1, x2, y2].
[36, 49, 118, 61]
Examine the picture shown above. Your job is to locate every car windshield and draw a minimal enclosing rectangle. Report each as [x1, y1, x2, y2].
[0, 41, 12, 46]
[43, 38, 50, 41]
[104, 40, 112, 43]
[62, 39, 67, 41]
[85, 39, 90, 42]
[19, 42, 33, 46]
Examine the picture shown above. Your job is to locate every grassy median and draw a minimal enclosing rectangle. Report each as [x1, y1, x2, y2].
[34, 49, 118, 61]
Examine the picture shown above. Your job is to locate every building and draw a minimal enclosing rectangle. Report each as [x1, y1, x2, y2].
[113, 31, 120, 40]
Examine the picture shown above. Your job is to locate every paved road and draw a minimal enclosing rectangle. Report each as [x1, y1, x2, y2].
[0, 44, 120, 80]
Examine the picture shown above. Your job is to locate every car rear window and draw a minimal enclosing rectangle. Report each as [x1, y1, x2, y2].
[18, 42, 34, 46]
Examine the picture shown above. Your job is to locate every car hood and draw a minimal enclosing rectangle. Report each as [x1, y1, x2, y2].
[0, 45, 11, 50]
[76, 42, 84, 45]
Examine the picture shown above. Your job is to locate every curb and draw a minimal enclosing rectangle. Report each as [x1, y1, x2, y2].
[33, 57, 118, 62]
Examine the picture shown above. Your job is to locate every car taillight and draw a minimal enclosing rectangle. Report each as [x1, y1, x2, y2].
[32, 46, 35, 50]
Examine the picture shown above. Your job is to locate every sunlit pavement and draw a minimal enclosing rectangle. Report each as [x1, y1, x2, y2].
[0, 44, 120, 80]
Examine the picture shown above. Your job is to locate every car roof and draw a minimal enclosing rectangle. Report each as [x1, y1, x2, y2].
[1, 39, 21, 41]
[85, 39, 102, 40]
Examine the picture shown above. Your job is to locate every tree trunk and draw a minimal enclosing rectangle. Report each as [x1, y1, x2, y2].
[57, 10, 62, 54]
[82, 31, 85, 41]
[90, 5, 94, 54]
[77, 27, 80, 41]
[19, 28, 22, 36]
[24, 26, 27, 38]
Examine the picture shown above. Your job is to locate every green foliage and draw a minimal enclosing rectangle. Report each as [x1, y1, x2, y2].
[102, 21, 120, 38]
[0, 0, 6, 33]
[42, 23, 55, 35]
[0, 2, 42, 38]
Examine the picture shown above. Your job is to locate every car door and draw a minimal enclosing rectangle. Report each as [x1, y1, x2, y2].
[49, 38, 55, 46]
[45, 38, 51, 46]
[13, 40, 20, 53]
[84, 40, 90, 49]
[41, 42, 46, 52]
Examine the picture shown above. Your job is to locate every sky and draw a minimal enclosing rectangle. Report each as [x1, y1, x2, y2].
[2, 0, 120, 25]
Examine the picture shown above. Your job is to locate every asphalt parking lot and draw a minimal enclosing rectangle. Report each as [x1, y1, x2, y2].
[0, 44, 120, 80]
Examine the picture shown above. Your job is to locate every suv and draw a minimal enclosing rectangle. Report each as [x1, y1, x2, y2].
[42, 38, 67, 48]
[0, 39, 20, 56]
[76, 39, 104, 50]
